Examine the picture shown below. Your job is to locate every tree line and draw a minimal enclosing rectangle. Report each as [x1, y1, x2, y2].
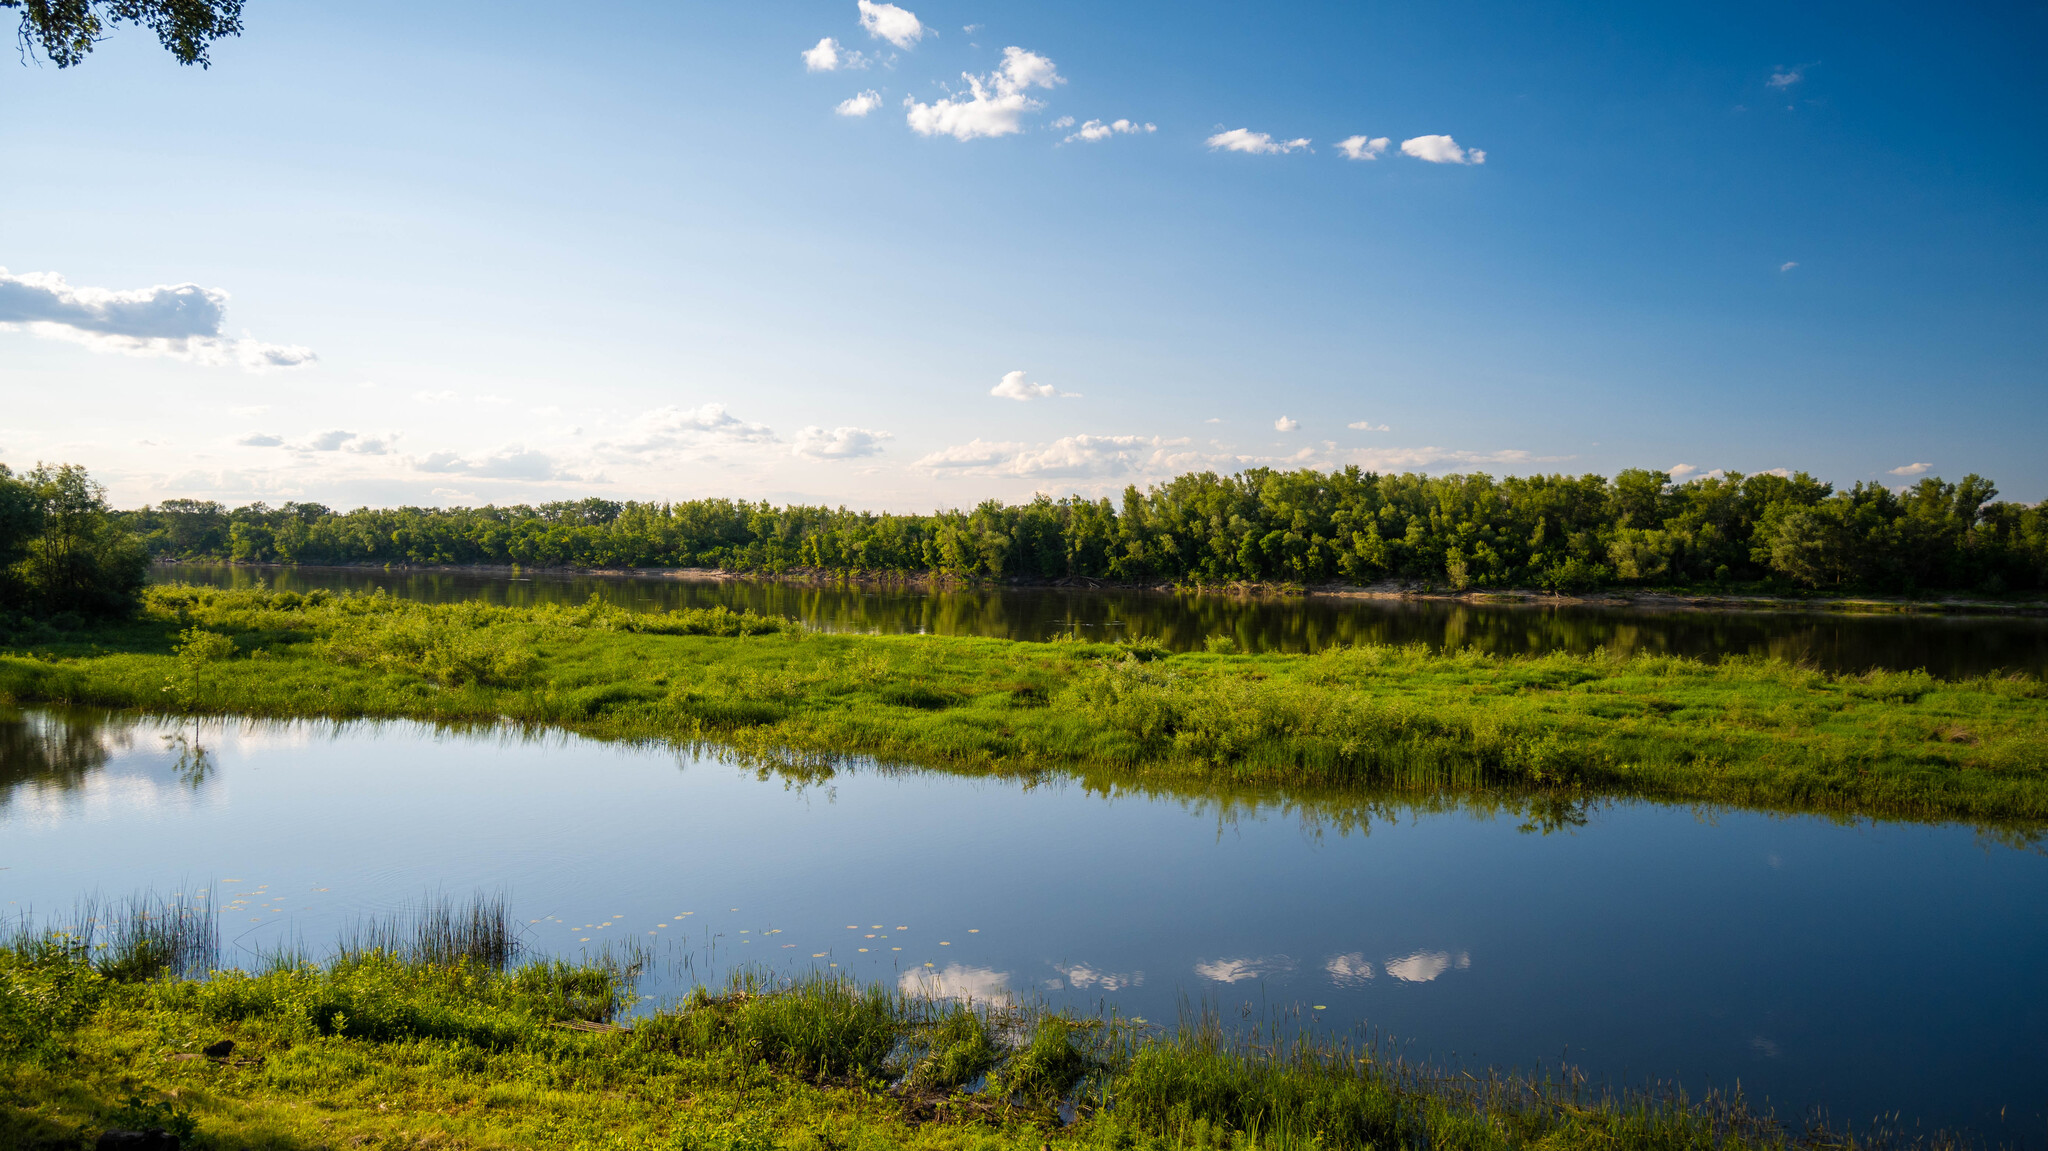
[115, 466, 2048, 595]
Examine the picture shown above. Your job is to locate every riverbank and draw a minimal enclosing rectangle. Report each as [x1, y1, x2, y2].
[0, 919, 1893, 1151]
[153, 559, 2048, 618]
[4, 586, 2045, 824]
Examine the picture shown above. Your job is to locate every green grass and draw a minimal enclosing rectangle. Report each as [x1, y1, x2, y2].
[2, 924, 1896, 1151]
[3, 585, 2046, 824]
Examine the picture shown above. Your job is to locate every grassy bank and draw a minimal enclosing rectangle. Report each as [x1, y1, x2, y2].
[3, 586, 2046, 823]
[2, 901, 1882, 1151]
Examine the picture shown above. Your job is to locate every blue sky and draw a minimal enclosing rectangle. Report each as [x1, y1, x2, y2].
[3, 0, 2043, 509]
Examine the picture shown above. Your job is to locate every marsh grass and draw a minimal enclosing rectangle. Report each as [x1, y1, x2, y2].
[337, 890, 519, 969]
[1, 924, 1964, 1151]
[4, 888, 219, 982]
[4, 585, 2046, 824]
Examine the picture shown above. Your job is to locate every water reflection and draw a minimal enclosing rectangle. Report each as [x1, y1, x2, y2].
[6, 705, 2045, 1140]
[154, 563, 2048, 678]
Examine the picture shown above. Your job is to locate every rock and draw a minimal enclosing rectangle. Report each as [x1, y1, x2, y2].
[96, 1131, 179, 1150]
[201, 1039, 235, 1059]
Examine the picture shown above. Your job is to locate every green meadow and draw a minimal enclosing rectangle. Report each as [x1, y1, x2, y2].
[3, 585, 2044, 824]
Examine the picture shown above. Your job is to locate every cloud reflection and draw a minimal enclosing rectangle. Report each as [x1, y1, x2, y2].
[1383, 950, 1471, 983]
[899, 964, 1011, 1003]
[1324, 953, 1375, 985]
[1194, 955, 1295, 984]
[1051, 963, 1142, 991]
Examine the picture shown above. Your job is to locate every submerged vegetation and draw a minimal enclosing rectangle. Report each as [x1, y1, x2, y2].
[2, 894, 1935, 1150]
[3, 586, 2044, 824]
[117, 463, 2048, 595]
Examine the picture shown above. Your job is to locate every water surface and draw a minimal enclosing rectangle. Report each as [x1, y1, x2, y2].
[153, 563, 2048, 678]
[6, 706, 2043, 1142]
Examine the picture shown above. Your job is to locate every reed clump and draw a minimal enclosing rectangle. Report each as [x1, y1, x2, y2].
[3, 584, 2045, 823]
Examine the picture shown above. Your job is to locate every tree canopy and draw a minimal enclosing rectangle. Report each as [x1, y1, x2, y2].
[6, 0, 242, 68]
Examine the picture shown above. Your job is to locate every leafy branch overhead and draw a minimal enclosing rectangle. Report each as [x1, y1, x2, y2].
[5, 0, 243, 68]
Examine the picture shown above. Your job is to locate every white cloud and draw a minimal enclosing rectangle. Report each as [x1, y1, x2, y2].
[1273, 416, 1299, 432]
[1206, 128, 1310, 155]
[1342, 445, 1570, 472]
[913, 438, 1023, 469]
[1325, 953, 1374, 986]
[803, 37, 840, 71]
[792, 425, 891, 460]
[836, 89, 883, 117]
[1400, 135, 1485, 165]
[1194, 955, 1295, 984]
[302, 429, 355, 452]
[905, 46, 1062, 141]
[1668, 463, 1700, 478]
[989, 370, 1076, 400]
[1064, 118, 1156, 143]
[0, 266, 314, 371]
[1767, 66, 1804, 90]
[1347, 420, 1390, 432]
[1779, 261, 1799, 272]
[605, 404, 777, 454]
[806, 37, 871, 72]
[857, 0, 924, 48]
[915, 434, 1195, 480]
[414, 389, 458, 403]
[1383, 950, 1470, 983]
[1888, 462, 1933, 477]
[236, 433, 283, 447]
[1336, 135, 1389, 160]
[415, 447, 560, 481]
[899, 964, 1009, 1003]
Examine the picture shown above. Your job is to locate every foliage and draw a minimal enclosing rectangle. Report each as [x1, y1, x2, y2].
[116, 466, 2048, 594]
[0, 463, 148, 621]
[3, 0, 243, 68]
[3, 585, 2045, 824]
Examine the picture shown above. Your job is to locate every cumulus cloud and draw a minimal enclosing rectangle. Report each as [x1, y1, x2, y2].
[836, 89, 883, 117]
[1400, 135, 1485, 164]
[1336, 135, 1389, 160]
[1342, 445, 1569, 472]
[905, 46, 1062, 141]
[0, 266, 315, 371]
[916, 434, 1193, 480]
[236, 433, 283, 448]
[1325, 953, 1374, 986]
[1347, 420, 1390, 432]
[899, 964, 1009, 1003]
[1064, 117, 1155, 143]
[605, 404, 777, 454]
[1888, 462, 1933, 477]
[1274, 416, 1299, 432]
[1194, 955, 1295, 984]
[1206, 128, 1309, 155]
[989, 370, 1076, 400]
[792, 425, 891, 459]
[1767, 65, 1804, 90]
[414, 389, 458, 403]
[1383, 950, 1470, 983]
[857, 0, 924, 48]
[415, 447, 560, 481]
[803, 37, 839, 70]
[1779, 261, 1799, 272]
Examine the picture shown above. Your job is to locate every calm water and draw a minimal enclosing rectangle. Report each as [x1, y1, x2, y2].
[5, 706, 2043, 1142]
[153, 563, 2048, 679]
